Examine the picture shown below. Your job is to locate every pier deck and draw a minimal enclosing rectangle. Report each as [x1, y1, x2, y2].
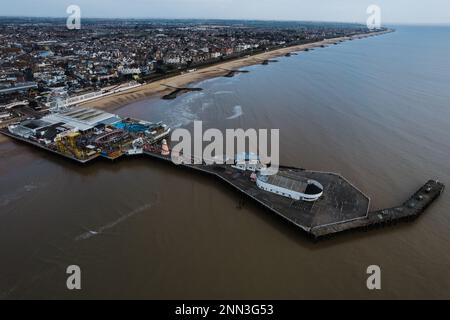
[1, 127, 444, 239]
[141, 151, 444, 239]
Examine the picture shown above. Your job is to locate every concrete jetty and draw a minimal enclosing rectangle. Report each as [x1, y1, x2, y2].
[161, 84, 203, 100]
[218, 68, 250, 78]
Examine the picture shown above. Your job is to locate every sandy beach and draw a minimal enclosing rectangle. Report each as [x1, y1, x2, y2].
[80, 30, 391, 112]
[0, 30, 390, 145]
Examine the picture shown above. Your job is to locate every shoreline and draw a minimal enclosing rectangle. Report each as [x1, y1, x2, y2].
[79, 29, 392, 112]
[0, 29, 391, 145]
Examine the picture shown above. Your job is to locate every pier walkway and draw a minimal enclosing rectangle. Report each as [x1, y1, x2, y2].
[1, 127, 444, 239]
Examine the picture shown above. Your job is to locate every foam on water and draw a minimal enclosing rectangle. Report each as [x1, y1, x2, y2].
[226, 105, 243, 120]
[74, 200, 159, 241]
[0, 183, 42, 208]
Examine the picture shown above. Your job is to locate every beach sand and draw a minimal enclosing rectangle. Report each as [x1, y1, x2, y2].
[80, 30, 390, 112]
[0, 30, 390, 144]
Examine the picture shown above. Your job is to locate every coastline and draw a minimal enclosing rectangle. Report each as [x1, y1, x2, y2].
[0, 29, 391, 145]
[79, 29, 392, 112]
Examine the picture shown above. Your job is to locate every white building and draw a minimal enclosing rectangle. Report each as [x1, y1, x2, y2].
[256, 173, 324, 202]
[232, 152, 260, 172]
[118, 66, 141, 75]
[42, 107, 121, 132]
[8, 119, 53, 139]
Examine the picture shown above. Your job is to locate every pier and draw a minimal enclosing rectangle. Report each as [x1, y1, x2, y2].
[310, 180, 444, 238]
[1, 123, 444, 240]
[141, 150, 444, 239]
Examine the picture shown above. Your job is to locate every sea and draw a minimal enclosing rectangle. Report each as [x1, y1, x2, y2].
[0, 26, 449, 299]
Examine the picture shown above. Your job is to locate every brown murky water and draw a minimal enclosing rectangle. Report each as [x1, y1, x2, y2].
[1, 26, 449, 299]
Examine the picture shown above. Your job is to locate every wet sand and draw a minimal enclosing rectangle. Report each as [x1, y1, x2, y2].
[80, 30, 390, 112]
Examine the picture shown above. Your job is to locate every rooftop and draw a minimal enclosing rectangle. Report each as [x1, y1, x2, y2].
[42, 107, 120, 131]
[21, 119, 52, 130]
[260, 173, 309, 194]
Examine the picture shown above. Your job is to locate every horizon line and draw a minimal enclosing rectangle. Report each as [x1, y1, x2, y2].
[1, 15, 449, 26]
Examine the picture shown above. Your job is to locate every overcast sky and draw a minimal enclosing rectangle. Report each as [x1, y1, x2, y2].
[2, 0, 449, 24]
